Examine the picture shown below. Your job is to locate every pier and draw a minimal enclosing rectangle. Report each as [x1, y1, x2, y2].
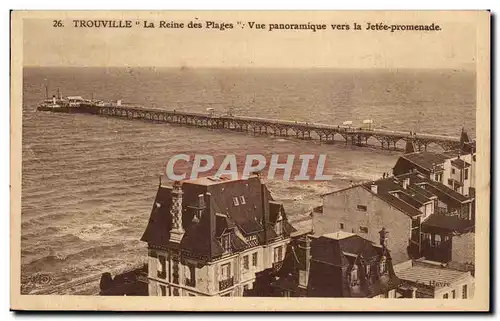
[43, 103, 464, 151]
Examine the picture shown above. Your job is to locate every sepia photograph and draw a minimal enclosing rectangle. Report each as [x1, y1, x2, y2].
[10, 10, 490, 311]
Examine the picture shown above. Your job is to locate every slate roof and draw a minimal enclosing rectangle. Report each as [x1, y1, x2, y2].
[411, 174, 471, 203]
[402, 152, 451, 171]
[361, 173, 433, 218]
[421, 214, 475, 234]
[308, 234, 400, 297]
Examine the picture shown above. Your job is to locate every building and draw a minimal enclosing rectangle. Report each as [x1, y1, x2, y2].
[394, 259, 474, 299]
[272, 230, 401, 298]
[140, 175, 296, 296]
[315, 172, 474, 264]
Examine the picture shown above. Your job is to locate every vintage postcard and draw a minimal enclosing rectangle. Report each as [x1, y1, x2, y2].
[10, 10, 490, 311]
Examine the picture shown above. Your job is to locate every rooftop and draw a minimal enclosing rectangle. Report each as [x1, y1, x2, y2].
[402, 152, 452, 171]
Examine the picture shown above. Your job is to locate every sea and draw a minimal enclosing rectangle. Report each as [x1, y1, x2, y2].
[21, 67, 476, 294]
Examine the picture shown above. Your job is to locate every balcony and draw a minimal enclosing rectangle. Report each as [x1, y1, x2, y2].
[219, 277, 234, 291]
[272, 260, 284, 272]
[157, 271, 166, 279]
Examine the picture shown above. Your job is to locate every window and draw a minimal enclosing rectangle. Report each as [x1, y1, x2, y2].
[365, 264, 371, 276]
[242, 255, 249, 270]
[233, 197, 239, 206]
[379, 256, 387, 274]
[160, 285, 167, 296]
[452, 168, 456, 175]
[243, 284, 249, 291]
[273, 246, 283, 263]
[464, 168, 469, 180]
[340, 223, 344, 230]
[359, 226, 368, 233]
[221, 263, 231, 280]
[283, 290, 291, 297]
[452, 290, 456, 299]
[239, 196, 246, 204]
[462, 285, 468, 299]
[252, 252, 258, 267]
[443, 293, 449, 299]
[157, 255, 166, 279]
[357, 205, 367, 211]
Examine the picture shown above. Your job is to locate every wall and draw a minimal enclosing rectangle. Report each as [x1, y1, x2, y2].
[434, 272, 474, 299]
[317, 186, 413, 264]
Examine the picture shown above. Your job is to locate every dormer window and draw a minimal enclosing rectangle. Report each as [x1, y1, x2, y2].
[233, 197, 239, 206]
[239, 196, 246, 204]
[379, 256, 387, 274]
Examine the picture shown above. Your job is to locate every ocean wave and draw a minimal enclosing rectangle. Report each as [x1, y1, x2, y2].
[23, 243, 127, 272]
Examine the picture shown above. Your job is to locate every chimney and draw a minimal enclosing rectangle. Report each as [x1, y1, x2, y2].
[370, 184, 378, 194]
[298, 236, 311, 289]
[169, 181, 184, 243]
[379, 227, 388, 248]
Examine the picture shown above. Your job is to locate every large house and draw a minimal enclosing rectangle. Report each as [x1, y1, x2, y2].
[271, 230, 401, 298]
[141, 175, 296, 296]
[315, 171, 474, 264]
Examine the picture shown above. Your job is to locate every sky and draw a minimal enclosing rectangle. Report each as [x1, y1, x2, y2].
[21, 11, 481, 69]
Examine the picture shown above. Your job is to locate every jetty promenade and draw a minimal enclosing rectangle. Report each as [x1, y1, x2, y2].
[46, 103, 464, 151]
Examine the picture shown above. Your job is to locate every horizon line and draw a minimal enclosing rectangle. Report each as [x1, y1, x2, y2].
[23, 65, 476, 71]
